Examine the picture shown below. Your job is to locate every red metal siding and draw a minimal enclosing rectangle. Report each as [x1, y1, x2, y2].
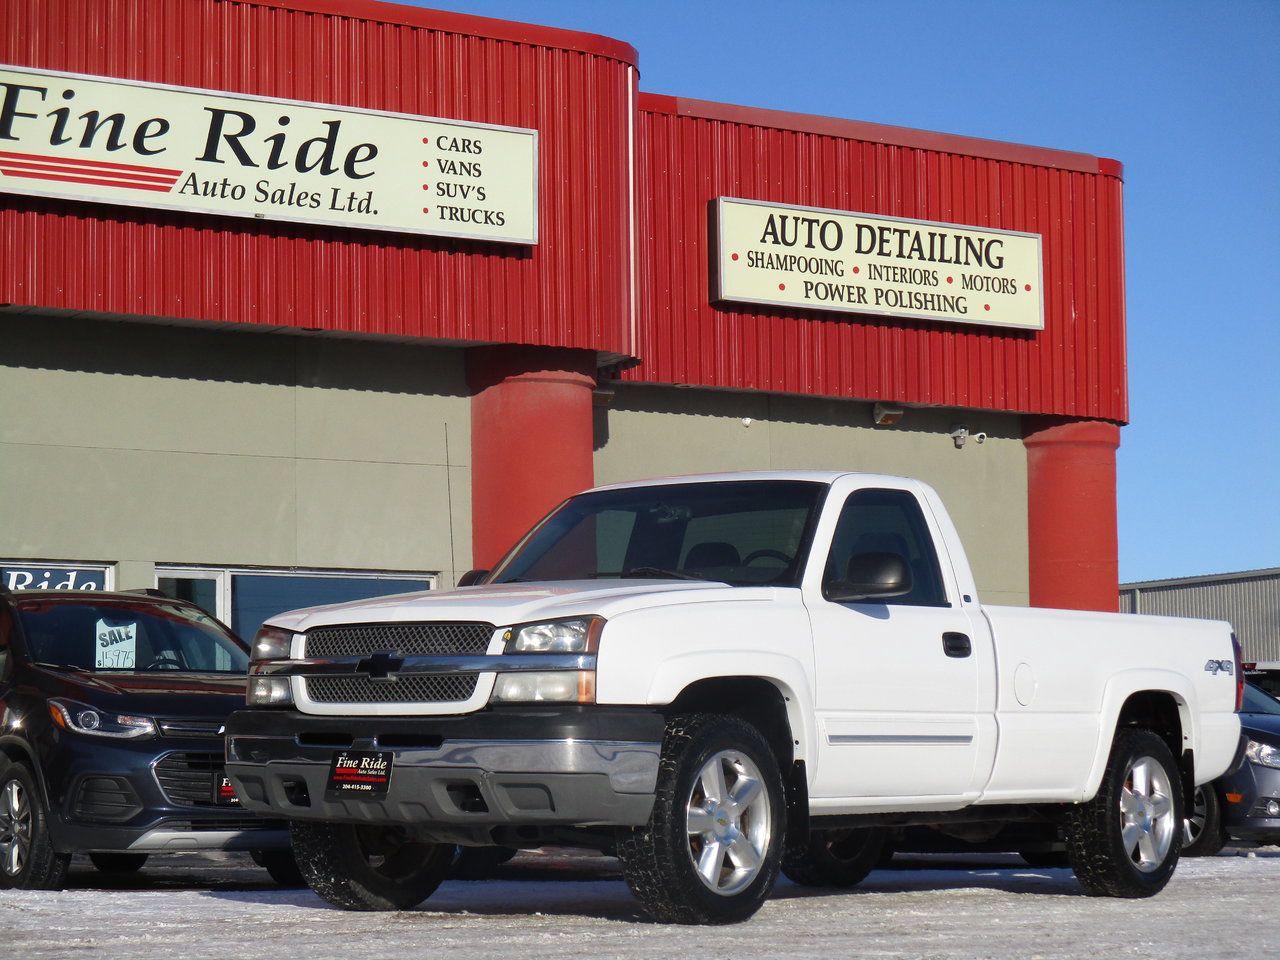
[628, 96, 1128, 423]
[0, 0, 635, 355]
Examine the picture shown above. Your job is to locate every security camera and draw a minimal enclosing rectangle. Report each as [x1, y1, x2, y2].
[950, 426, 987, 449]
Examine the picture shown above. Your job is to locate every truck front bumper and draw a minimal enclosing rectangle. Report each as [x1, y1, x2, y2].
[224, 707, 664, 832]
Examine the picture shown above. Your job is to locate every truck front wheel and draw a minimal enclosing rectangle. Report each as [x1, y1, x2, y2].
[616, 714, 786, 924]
[1065, 729, 1183, 897]
[290, 821, 454, 911]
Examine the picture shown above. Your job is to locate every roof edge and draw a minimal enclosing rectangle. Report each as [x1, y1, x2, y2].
[640, 92, 1113, 176]
[1121, 567, 1280, 590]
[238, 0, 640, 66]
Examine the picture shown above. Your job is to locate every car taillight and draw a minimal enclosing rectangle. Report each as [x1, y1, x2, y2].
[1232, 633, 1244, 712]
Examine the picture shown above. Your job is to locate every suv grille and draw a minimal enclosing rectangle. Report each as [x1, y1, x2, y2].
[154, 752, 223, 807]
[159, 719, 224, 738]
[302, 622, 493, 659]
[305, 673, 478, 704]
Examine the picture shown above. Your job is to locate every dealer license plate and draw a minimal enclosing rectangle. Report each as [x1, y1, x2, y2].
[325, 750, 394, 800]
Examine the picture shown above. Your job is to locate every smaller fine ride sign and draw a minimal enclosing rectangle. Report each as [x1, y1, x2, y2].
[0, 65, 538, 244]
[715, 197, 1043, 331]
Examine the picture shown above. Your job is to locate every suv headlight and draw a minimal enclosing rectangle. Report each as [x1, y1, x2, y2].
[1246, 739, 1280, 769]
[503, 617, 603, 654]
[251, 625, 295, 661]
[48, 699, 156, 740]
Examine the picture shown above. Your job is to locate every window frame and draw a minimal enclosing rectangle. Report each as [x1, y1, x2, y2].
[154, 565, 439, 628]
[819, 487, 952, 609]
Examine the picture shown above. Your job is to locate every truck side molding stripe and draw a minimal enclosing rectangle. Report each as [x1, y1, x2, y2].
[827, 734, 974, 745]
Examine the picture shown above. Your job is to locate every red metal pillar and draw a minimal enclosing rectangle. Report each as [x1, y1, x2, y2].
[467, 345, 597, 569]
[1024, 417, 1122, 612]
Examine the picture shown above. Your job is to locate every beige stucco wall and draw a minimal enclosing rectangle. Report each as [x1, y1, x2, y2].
[594, 383, 1030, 606]
[0, 313, 471, 589]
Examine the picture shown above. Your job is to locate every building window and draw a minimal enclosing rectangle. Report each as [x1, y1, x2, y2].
[1, 561, 113, 592]
[155, 567, 436, 640]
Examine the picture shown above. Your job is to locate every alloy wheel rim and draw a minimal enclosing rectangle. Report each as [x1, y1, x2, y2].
[1184, 786, 1207, 844]
[0, 779, 31, 878]
[686, 750, 771, 896]
[1119, 756, 1176, 873]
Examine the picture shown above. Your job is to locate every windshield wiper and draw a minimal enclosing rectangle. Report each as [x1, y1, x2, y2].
[622, 566, 709, 581]
[33, 662, 93, 674]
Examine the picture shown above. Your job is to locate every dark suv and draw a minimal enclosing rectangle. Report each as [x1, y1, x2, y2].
[0, 589, 292, 889]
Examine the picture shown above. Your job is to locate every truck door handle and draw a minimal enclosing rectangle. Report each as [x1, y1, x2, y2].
[942, 632, 972, 658]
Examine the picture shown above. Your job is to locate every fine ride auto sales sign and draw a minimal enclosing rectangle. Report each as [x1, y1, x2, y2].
[0, 65, 538, 244]
[715, 197, 1043, 331]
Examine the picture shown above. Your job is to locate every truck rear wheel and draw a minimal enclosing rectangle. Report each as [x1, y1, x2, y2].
[783, 826, 885, 887]
[1065, 729, 1183, 897]
[616, 714, 785, 924]
[290, 821, 454, 911]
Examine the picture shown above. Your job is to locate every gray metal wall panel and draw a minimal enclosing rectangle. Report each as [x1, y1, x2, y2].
[1121, 571, 1280, 661]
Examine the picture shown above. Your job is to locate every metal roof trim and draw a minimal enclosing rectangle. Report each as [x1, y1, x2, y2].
[640, 92, 1113, 176]
[241, 0, 640, 66]
[1121, 567, 1280, 591]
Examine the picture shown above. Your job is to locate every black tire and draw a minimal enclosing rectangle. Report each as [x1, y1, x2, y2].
[1182, 784, 1227, 858]
[616, 714, 786, 924]
[253, 848, 305, 886]
[451, 845, 519, 880]
[1018, 849, 1070, 869]
[1065, 729, 1184, 897]
[782, 827, 885, 887]
[290, 821, 454, 911]
[0, 763, 70, 891]
[89, 852, 149, 874]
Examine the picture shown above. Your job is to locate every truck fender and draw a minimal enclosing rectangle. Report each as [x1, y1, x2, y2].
[1082, 669, 1197, 802]
[643, 651, 818, 766]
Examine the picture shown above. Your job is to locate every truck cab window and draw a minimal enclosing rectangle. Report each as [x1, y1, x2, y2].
[824, 488, 947, 606]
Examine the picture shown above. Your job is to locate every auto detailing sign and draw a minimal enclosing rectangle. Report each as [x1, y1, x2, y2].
[0, 65, 538, 244]
[715, 197, 1043, 331]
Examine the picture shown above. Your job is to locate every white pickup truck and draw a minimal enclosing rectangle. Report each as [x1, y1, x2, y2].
[226, 471, 1242, 924]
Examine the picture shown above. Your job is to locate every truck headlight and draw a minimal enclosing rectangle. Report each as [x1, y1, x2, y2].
[247, 676, 294, 706]
[48, 699, 157, 739]
[1246, 739, 1280, 769]
[252, 625, 295, 661]
[503, 617, 604, 654]
[491, 671, 596, 704]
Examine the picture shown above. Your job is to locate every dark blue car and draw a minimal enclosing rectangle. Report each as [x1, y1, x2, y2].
[1184, 682, 1280, 856]
[0, 589, 292, 889]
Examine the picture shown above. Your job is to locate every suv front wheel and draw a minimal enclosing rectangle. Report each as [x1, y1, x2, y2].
[0, 763, 70, 891]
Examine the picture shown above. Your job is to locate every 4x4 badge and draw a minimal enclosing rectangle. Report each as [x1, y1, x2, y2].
[1204, 659, 1234, 676]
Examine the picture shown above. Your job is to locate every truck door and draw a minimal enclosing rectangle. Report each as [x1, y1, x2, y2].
[804, 483, 983, 802]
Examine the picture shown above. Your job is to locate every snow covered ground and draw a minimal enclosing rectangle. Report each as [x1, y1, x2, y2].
[3, 848, 1277, 959]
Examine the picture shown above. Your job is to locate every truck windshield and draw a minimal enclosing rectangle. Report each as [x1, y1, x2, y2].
[16, 599, 250, 673]
[490, 480, 826, 587]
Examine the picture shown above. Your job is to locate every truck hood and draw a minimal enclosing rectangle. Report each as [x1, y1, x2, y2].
[266, 579, 765, 631]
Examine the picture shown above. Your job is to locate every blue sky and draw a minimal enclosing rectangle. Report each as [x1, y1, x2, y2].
[416, 0, 1279, 582]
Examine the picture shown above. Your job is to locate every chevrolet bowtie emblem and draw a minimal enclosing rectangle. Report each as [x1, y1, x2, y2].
[357, 651, 405, 682]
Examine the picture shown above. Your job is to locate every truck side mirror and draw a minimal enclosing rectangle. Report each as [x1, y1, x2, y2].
[455, 569, 490, 587]
[824, 552, 912, 603]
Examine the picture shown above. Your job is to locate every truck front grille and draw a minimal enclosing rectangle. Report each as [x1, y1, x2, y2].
[303, 622, 493, 659]
[305, 673, 479, 704]
[154, 752, 223, 807]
